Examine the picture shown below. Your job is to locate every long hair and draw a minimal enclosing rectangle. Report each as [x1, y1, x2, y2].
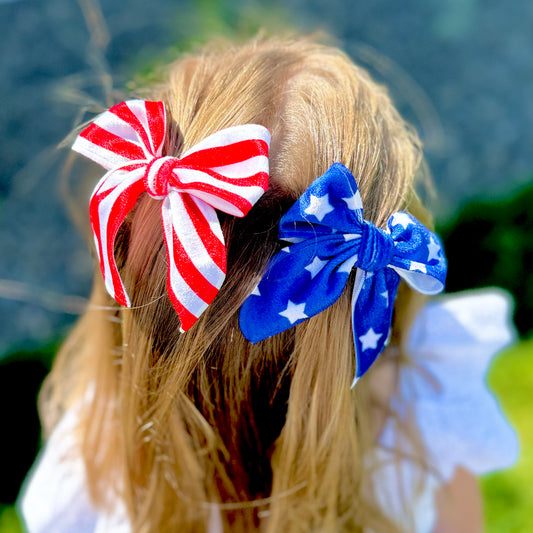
[41, 36, 430, 532]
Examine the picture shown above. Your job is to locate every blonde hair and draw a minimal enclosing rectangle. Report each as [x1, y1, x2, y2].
[42, 36, 430, 532]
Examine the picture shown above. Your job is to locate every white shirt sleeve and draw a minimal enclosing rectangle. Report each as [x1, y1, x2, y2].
[370, 288, 520, 533]
[19, 407, 100, 533]
[18, 401, 130, 533]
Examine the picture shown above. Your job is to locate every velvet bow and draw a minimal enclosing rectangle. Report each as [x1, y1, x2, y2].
[73, 99, 270, 331]
[239, 163, 446, 384]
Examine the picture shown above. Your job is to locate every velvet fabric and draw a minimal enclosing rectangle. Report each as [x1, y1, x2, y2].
[239, 163, 447, 383]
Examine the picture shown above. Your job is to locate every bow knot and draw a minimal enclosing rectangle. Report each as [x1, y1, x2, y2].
[143, 156, 180, 198]
[356, 221, 395, 272]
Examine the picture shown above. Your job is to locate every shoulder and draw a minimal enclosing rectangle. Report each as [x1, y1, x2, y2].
[370, 288, 519, 533]
[18, 400, 130, 533]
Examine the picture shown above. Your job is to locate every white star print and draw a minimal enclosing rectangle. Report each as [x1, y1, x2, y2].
[304, 193, 334, 222]
[281, 247, 291, 253]
[305, 256, 328, 279]
[427, 237, 441, 262]
[391, 212, 413, 230]
[251, 285, 261, 296]
[338, 255, 358, 273]
[342, 191, 363, 211]
[344, 233, 358, 241]
[409, 261, 427, 273]
[380, 291, 389, 305]
[279, 300, 308, 324]
[359, 328, 383, 351]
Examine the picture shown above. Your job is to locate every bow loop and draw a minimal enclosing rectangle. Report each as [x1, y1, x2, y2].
[73, 99, 270, 330]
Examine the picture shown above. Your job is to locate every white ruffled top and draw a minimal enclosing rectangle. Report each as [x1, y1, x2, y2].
[19, 289, 519, 533]
[369, 288, 519, 532]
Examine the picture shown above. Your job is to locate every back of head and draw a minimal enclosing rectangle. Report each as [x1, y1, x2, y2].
[44, 36, 427, 532]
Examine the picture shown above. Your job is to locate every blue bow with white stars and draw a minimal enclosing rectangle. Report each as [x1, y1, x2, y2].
[239, 163, 447, 385]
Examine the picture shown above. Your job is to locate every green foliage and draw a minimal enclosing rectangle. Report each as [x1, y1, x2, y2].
[438, 180, 533, 336]
[482, 338, 533, 532]
[0, 506, 23, 533]
[125, 0, 295, 91]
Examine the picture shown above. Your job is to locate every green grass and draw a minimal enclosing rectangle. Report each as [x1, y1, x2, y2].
[482, 338, 533, 532]
[0, 506, 23, 533]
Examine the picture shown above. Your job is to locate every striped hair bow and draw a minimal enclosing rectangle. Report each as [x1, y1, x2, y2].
[239, 163, 446, 385]
[73, 99, 270, 330]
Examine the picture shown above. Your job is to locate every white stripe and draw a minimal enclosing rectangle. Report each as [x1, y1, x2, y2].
[190, 195, 225, 242]
[164, 192, 225, 289]
[94, 108, 140, 143]
[72, 136, 133, 171]
[162, 204, 211, 317]
[95, 116, 153, 161]
[211, 154, 269, 179]
[127, 100, 164, 157]
[92, 165, 145, 196]
[181, 124, 270, 157]
[188, 192, 245, 217]
[172, 168, 264, 211]
[96, 169, 144, 304]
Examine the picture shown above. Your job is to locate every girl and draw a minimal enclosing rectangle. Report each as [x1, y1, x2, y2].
[20, 36, 518, 532]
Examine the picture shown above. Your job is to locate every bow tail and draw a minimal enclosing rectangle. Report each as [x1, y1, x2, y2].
[89, 166, 146, 306]
[161, 190, 226, 331]
[351, 268, 400, 386]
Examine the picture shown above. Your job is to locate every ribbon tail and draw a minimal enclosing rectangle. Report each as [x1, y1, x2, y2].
[162, 191, 226, 331]
[351, 268, 400, 387]
[89, 166, 146, 306]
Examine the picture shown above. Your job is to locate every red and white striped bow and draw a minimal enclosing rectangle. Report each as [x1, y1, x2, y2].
[73, 99, 270, 330]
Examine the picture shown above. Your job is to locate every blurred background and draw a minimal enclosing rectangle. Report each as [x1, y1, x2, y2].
[1, 0, 532, 531]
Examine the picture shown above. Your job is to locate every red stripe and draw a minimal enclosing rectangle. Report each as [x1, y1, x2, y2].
[180, 139, 268, 168]
[170, 229, 219, 305]
[81, 123, 146, 161]
[90, 178, 146, 305]
[169, 167, 268, 217]
[92, 164, 146, 198]
[182, 195, 226, 274]
[169, 292, 198, 331]
[89, 196, 106, 293]
[163, 238, 201, 331]
[173, 166, 268, 191]
[145, 101, 166, 155]
[176, 176, 254, 216]
[108, 101, 153, 154]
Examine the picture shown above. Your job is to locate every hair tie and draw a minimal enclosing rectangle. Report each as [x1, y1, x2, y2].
[239, 163, 447, 385]
[73, 99, 270, 331]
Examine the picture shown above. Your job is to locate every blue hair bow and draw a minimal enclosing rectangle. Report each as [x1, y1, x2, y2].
[239, 163, 447, 385]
